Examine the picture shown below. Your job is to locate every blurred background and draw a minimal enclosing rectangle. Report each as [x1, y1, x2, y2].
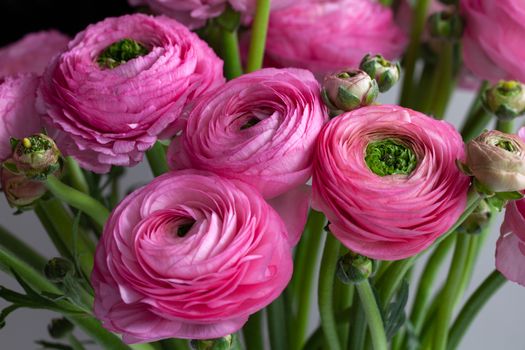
[1, 1, 524, 349]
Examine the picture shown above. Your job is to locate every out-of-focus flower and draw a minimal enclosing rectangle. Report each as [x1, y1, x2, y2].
[0, 31, 69, 77]
[168, 68, 327, 199]
[312, 105, 469, 260]
[92, 170, 307, 343]
[38, 14, 224, 173]
[482, 80, 525, 120]
[322, 69, 378, 111]
[359, 54, 400, 93]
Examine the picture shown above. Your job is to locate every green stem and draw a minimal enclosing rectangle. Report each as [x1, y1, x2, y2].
[304, 326, 324, 350]
[291, 210, 325, 350]
[460, 81, 491, 141]
[336, 282, 353, 348]
[267, 294, 289, 350]
[348, 299, 366, 350]
[46, 175, 109, 229]
[245, 0, 271, 72]
[220, 29, 243, 79]
[356, 280, 388, 350]
[160, 339, 188, 350]
[432, 233, 470, 350]
[428, 44, 455, 119]
[376, 257, 415, 307]
[413, 60, 437, 111]
[146, 142, 169, 177]
[66, 315, 134, 350]
[0, 224, 47, 271]
[448, 270, 506, 350]
[242, 311, 264, 350]
[318, 234, 341, 350]
[65, 157, 90, 194]
[495, 119, 514, 133]
[34, 204, 72, 259]
[399, 0, 432, 107]
[67, 333, 87, 350]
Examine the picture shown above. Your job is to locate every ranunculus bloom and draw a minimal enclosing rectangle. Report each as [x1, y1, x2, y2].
[265, 0, 407, 77]
[312, 105, 470, 260]
[129, 0, 293, 29]
[461, 0, 525, 83]
[168, 68, 327, 199]
[0, 74, 42, 162]
[0, 167, 47, 208]
[92, 170, 308, 343]
[38, 14, 224, 173]
[0, 31, 69, 77]
[497, 198, 525, 286]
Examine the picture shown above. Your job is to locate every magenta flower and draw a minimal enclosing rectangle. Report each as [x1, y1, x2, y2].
[497, 198, 525, 286]
[92, 170, 308, 343]
[0, 31, 69, 77]
[265, 0, 407, 77]
[0, 75, 42, 162]
[168, 68, 327, 199]
[461, 0, 525, 82]
[38, 14, 224, 173]
[312, 105, 470, 260]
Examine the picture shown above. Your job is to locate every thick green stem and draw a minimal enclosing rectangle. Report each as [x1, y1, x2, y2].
[267, 294, 289, 350]
[160, 339, 189, 350]
[67, 333, 87, 350]
[65, 157, 90, 194]
[290, 210, 325, 350]
[245, 0, 270, 72]
[66, 315, 135, 350]
[399, 0, 432, 107]
[448, 270, 506, 350]
[335, 282, 353, 348]
[348, 298, 366, 350]
[428, 44, 455, 119]
[356, 280, 388, 350]
[0, 224, 47, 271]
[376, 257, 415, 307]
[220, 29, 243, 79]
[146, 142, 169, 177]
[432, 233, 470, 350]
[46, 175, 109, 229]
[318, 234, 342, 350]
[495, 119, 514, 133]
[460, 81, 491, 141]
[242, 311, 264, 350]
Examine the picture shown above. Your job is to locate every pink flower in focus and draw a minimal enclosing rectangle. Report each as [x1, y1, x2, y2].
[168, 68, 327, 199]
[265, 0, 407, 77]
[38, 14, 224, 173]
[0, 75, 42, 162]
[461, 0, 525, 83]
[92, 170, 308, 343]
[0, 31, 69, 77]
[312, 105, 470, 260]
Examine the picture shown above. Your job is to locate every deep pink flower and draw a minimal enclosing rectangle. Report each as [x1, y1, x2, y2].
[92, 170, 308, 343]
[312, 105, 470, 260]
[265, 0, 407, 77]
[0, 74, 42, 162]
[168, 68, 327, 199]
[461, 0, 525, 82]
[0, 31, 69, 77]
[38, 14, 224, 173]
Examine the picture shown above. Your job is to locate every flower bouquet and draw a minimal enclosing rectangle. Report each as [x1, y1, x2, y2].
[1, 0, 525, 349]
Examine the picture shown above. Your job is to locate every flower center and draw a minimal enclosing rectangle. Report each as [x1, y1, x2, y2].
[17, 136, 52, 155]
[97, 38, 149, 69]
[176, 219, 196, 237]
[495, 139, 518, 152]
[365, 139, 417, 176]
[240, 117, 261, 130]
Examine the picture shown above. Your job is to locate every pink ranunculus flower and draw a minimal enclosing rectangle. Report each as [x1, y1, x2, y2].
[0, 74, 42, 162]
[265, 0, 407, 78]
[312, 105, 470, 260]
[129, 0, 294, 29]
[38, 14, 224, 173]
[461, 0, 525, 83]
[0, 31, 69, 77]
[168, 68, 328, 199]
[92, 170, 308, 343]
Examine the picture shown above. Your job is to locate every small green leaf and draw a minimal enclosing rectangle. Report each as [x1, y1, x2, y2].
[495, 191, 524, 201]
[338, 86, 361, 110]
[2, 162, 18, 174]
[383, 280, 409, 340]
[9, 138, 20, 151]
[0, 304, 21, 329]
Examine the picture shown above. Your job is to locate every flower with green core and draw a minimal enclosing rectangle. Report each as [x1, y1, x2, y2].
[359, 54, 400, 92]
[365, 139, 418, 176]
[190, 335, 234, 350]
[336, 252, 373, 284]
[8, 133, 61, 180]
[322, 69, 378, 112]
[97, 38, 149, 69]
[482, 80, 525, 120]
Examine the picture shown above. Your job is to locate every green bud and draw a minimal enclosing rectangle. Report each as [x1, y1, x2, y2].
[457, 199, 492, 234]
[44, 257, 75, 283]
[98, 38, 149, 69]
[11, 133, 62, 180]
[322, 69, 379, 112]
[336, 252, 373, 284]
[427, 11, 463, 41]
[359, 54, 401, 92]
[482, 80, 525, 120]
[48, 318, 74, 339]
[190, 335, 234, 350]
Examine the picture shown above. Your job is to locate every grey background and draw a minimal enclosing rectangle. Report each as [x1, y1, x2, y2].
[1, 85, 524, 349]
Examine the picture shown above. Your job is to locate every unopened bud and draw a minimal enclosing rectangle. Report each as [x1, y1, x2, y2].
[10, 133, 61, 180]
[458, 199, 492, 234]
[359, 54, 400, 92]
[44, 257, 74, 283]
[428, 11, 463, 40]
[482, 80, 525, 120]
[336, 252, 373, 284]
[48, 318, 74, 339]
[190, 335, 234, 350]
[322, 69, 379, 112]
[0, 167, 47, 208]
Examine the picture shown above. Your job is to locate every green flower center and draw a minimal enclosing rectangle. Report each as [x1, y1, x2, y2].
[97, 38, 149, 69]
[495, 139, 518, 152]
[365, 139, 417, 176]
[176, 220, 195, 237]
[18, 136, 52, 155]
